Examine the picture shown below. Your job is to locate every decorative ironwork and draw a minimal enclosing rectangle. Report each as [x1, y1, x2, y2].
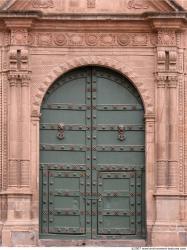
[40, 67, 145, 239]
[118, 124, 125, 141]
[57, 123, 64, 140]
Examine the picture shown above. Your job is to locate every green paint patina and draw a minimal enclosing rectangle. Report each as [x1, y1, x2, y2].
[39, 66, 145, 240]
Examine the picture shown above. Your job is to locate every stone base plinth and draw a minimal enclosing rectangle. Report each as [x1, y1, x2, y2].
[151, 225, 187, 246]
[2, 223, 38, 246]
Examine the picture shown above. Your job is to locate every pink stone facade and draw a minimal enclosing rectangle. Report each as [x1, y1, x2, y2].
[0, 0, 187, 246]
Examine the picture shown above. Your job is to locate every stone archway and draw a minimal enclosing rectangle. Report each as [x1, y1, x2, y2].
[32, 56, 154, 117]
[30, 56, 155, 245]
[39, 66, 146, 240]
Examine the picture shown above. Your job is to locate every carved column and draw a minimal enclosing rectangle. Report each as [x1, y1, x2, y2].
[8, 73, 19, 187]
[167, 75, 178, 187]
[155, 29, 178, 189]
[2, 20, 34, 246]
[20, 74, 31, 186]
[151, 21, 183, 245]
[156, 74, 168, 187]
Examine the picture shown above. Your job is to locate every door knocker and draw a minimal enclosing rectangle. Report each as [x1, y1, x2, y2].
[118, 125, 125, 141]
[57, 123, 64, 140]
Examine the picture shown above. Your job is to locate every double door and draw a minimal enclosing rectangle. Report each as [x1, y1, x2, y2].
[40, 66, 145, 239]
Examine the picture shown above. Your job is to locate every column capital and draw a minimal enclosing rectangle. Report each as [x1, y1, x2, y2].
[156, 73, 167, 88]
[167, 74, 178, 88]
[8, 72, 18, 86]
[20, 72, 31, 87]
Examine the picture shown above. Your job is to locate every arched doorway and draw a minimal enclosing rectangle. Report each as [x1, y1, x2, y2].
[39, 66, 145, 240]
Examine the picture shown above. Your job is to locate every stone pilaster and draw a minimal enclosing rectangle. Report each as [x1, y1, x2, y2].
[1, 20, 34, 247]
[167, 75, 178, 188]
[151, 20, 183, 246]
[156, 74, 168, 188]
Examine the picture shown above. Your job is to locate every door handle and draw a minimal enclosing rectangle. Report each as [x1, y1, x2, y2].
[118, 125, 125, 141]
[57, 123, 64, 140]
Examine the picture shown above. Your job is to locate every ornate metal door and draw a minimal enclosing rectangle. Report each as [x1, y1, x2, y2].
[40, 67, 145, 240]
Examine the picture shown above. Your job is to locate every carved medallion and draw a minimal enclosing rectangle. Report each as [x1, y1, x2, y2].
[132, 34, 148, 46]
[69, 34, 84, 46]
[32, 0, 54, 8]
[117, 34, 130, 46]
[85, 34, 98, 46]
[127, 0, 149, 9]
[11, 29, 28, 45]
[38, 33, 52, 46]
[54, 34, 67, 46]
[100, 34, 115, 45]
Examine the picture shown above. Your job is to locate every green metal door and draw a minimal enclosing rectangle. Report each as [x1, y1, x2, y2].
[39, 66, 145, 240]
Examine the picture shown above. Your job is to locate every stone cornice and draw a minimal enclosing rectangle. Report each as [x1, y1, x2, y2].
[149, 17, 185, 30]
[0, 11, 187, 31]
[0, 11, 186, 21]
[4, 19, 33, 29]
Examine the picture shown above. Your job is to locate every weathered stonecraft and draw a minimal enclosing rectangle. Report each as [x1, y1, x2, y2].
[0, 0, 187, 247]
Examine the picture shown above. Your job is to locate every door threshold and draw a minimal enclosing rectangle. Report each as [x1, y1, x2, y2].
[38, 239, 146, 247]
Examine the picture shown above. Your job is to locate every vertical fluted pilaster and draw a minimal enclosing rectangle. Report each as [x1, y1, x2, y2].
[8, 74, 19, 187]
[20, 75, 30, 186]
[156, 75, 168, 187]
[168, 75, 178, 187]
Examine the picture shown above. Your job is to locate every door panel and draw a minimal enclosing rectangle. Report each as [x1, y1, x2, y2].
[97, 171, 136, 235]
[40, 69, 92, 239]
[48, 170, 86, 235]
[40, 66, 145, 240]
[91, 67, 145, 239]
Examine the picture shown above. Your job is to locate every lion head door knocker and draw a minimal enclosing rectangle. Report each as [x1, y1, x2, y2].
[57, 123, 64, 140]
[117, 125, 125, 141]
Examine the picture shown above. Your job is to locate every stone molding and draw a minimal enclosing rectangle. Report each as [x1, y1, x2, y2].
[28, 32, 156, 48]
[32, 56, 154, 117]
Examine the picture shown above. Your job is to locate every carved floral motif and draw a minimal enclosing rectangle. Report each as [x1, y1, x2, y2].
[53, 34, 67, 46]
[28, 32, 155, 47]
[32, 0, 54, 8]
[87, 0, 95, 8]
[158, 30, 176, 46]
[11, 29, 28, 45]
[85, 34, 98, 46]
[127, 0, 149, 9]
[117, 34, 130, 46]
[132, 33, 148, 46]
[100, 34, 115, 45]
[38, 33, 52, 46]
[69, 34, 84, 46]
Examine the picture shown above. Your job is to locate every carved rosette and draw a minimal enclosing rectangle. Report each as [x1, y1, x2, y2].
[28, 32, 156, 48]
[53, 34, 67, 46]
[11, 29, 28, 46]
[117, 34, 130, 46]
[158, 30, 176, 47]
[132, 33, 148, 46]
[85, 34, 98, 46]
